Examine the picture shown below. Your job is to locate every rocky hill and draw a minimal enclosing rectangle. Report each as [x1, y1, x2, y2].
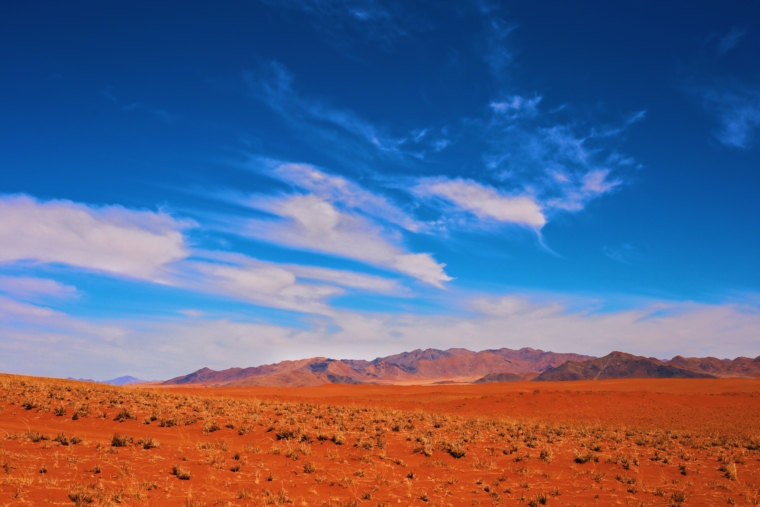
[163, 347, 593, 387]
[535, 351, 715, 381]
[667, 355, 760, 378]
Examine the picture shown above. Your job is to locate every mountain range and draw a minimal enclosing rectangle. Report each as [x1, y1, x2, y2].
[67, 375, 150, 386]
[162, 348, 760, 387]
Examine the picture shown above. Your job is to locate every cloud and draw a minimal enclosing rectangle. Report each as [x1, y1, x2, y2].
[700, 85, 760, 148]
[287, 264, 402, 294]
[490, 95, 541, 118]
[485, 96, 638, 215]
[717, 27, 746, 55]
[245, 61, 445, 162]
[0, 276, 78, 300]
[239, 193, 451, 287]
[268, 162, 423, 231]
[0, 195, 189, 280]
[103, 90, 176, 124]
[245, 62, 402, 154]
[545, 168, 622, 212]
[259, 0, 408, 47]
[414, 177, 546, 229]
[603, 244, 633, 264]
[2, 293, 759, 379]
[170, 248, 408, 315]
[482, 13, 516, 80]
[469, 295, 561, 317]
[190, 261, 342, 315]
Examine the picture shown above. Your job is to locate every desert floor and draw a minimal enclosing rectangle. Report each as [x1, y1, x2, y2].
[1, 375, 759, 506]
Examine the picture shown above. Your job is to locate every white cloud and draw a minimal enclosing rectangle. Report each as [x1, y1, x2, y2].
[0, 195, 189, 280]
[172, 250, 408, 315]
[4, 293, 759, 380]
[414, 177, 546, 228]
[288, 264, 403, 294]
[193, 262, 341, 315]
[0, 276, 77, 300]
[241, 194, 451, 287]
[390, 254, 453, 288]
[269, 162, 422, 231]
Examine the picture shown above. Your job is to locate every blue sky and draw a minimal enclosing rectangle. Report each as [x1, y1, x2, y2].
[1, 1, 759, 379]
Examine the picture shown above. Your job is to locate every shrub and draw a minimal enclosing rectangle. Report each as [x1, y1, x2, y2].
[111, 433, 132, 447]
[137, 437, 160, 449]
[114, 407, 136, 422]
[443, 439, 466, 459]
[202, 420, 220, 434]
[172, 464, 191, 480]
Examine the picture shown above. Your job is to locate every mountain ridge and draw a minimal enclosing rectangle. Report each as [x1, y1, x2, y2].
[161, 348, 760, 387]
[535, 351, 716, 381]
[163, 347, 593, 387]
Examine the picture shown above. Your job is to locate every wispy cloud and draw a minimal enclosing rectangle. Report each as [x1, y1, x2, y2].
[174, 250, 406, 315]
[603, 244, 634, 264]
[267, 162, 423, 231]
[103, 90, 176, 124]
[259, 0, 409, 47]
[0, 194, 419, 316]
[0, 276, 78, 300]
[480, 8, 516, 81]
[413, 177, 546, 229]
[245, 61, 446, 162]
[717, 27, 747, 55]
[700, 84, 760, 148]
[185, 260, 343, 315]
[485, 95, 641, 215]
[238, 193, 452, 287]
[0, 195, 190, 281]
[2, 292, 759, 379]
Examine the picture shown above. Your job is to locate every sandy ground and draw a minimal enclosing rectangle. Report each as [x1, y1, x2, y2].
[1, 375, 759, 506]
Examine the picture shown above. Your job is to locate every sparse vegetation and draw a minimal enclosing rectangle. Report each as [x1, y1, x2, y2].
[0, 373, 757, 506]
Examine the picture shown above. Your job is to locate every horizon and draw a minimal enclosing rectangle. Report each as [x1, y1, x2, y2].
[1, 2, 759, 380]
[48, 347, 760, 384]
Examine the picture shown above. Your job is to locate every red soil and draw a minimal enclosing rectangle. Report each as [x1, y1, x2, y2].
[1, 375, 759, 506]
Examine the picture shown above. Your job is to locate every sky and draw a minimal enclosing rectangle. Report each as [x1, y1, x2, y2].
[1, 1, 760, 380]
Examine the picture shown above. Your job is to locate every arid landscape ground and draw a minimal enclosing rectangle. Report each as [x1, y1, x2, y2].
[1, 374, 759, 506]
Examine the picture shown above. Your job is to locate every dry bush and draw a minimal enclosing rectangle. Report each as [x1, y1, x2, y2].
[202, 420, 221, 434]
[111, 433, 132, 447]
[68, 483, 102, 506]
[442, 438, 466, 459]
[172, 464, 191, 480]
[720, 461, 738, 481]
[114, 407, 136, 422]
[136, 437, 160, 449]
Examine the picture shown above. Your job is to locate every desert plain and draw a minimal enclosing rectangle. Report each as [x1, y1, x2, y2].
[1, 374, 759, 507]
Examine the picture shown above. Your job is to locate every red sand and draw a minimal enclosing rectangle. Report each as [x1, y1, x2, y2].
[1, 375, 759, 506]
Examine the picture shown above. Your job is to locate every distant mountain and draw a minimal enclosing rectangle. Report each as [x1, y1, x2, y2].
[102, 376, 148, 386]
[163, 347, 594, 387]
[667, 355, 760, 378]
[67, 376, 150, 385]
[535, 351, 715, 381]
[473, 372, 523, 383]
